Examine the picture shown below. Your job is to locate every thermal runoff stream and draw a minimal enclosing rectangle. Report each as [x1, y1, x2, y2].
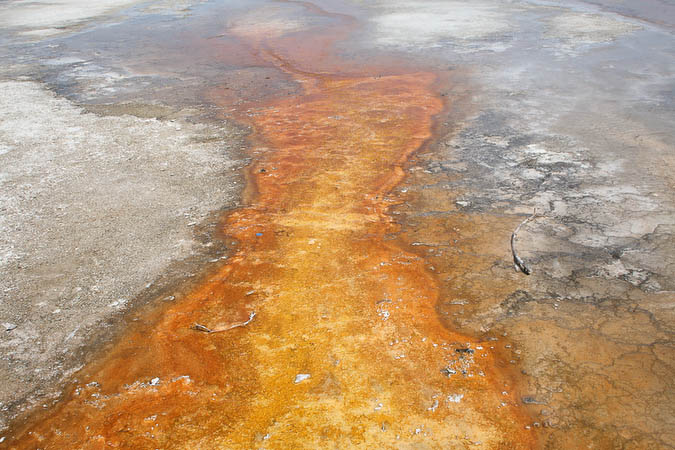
[4, 3, 537, 449]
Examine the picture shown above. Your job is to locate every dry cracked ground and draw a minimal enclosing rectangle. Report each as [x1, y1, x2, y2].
[0, 0, 674, 448]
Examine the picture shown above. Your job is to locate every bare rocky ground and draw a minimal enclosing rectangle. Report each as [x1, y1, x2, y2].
[365, 0, 675, 447]
[0, 1, 246, 432]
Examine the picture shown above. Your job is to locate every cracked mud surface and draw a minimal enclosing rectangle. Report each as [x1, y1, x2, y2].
[385, 2, 675, 446]
[1, 0, 674, 448]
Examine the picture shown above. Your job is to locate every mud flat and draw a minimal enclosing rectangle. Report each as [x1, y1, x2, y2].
[0, 0, 246, 432]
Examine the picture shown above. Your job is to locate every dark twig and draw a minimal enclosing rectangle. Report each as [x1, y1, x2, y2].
[191, 311, 256, 334]
[511, 209, 539, 275]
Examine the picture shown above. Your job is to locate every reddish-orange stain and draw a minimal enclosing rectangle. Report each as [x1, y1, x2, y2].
[4, 20, 537, 450]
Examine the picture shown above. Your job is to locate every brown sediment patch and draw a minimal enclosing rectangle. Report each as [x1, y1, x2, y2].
[3, 11, 537, 450]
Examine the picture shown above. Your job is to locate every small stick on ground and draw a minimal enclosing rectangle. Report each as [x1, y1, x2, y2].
[192, 311, 256, 334]
[191, 323, 213, 333]
[511, 209, 539, 275]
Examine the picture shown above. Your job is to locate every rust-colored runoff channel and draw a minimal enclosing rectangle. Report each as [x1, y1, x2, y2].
[5, 16, 536, 450]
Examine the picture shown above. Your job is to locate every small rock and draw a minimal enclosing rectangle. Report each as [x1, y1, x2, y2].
[455, 348, 474, 354]
[441, 367, 456, 377]
[447, 393, 464, 403]
[294, 373, 310, 384]
[149, 377, 160, 386]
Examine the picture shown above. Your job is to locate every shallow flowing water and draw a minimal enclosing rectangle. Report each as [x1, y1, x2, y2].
[2, 2, 540, 448]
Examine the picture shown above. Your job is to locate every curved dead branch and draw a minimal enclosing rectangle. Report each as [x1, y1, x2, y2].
[511, 209, 539, 275]
[192, 311, 256, 334]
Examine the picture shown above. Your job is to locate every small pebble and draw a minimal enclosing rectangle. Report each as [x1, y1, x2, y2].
[294, 374, 310, 384]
